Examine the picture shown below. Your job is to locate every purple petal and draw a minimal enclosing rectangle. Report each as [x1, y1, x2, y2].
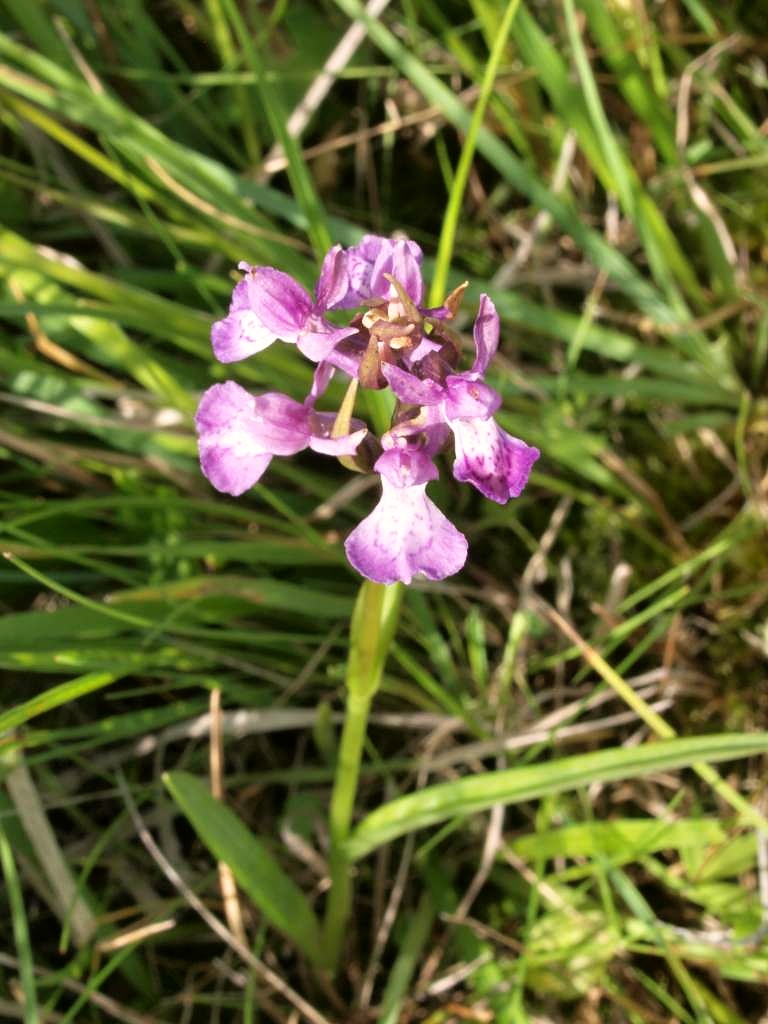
[344, 479, 468, 584]
[211, 309, 278, 363]
[374, 447, 438, 487]
[332, 235, 425, 308]
[405, 335, 443, 364]
[450, 416, 539, 503]
[370, 239, 424, 306]
[244, 267, 313, 338]
[330, 235, 387, 307]
[314, 244, 350, 310]
[420, 303, 451, 320]
[307, 362, 335, 404]
[195, 382, 276, 495]
[325, 336, 366, 377]
[296, 322, 359, 362]
[248, 392, 312, 455]
[309, 413, 368, 455]
[382, 404, 451, 459]
[381, 363, 444, 406]
[200, 448, 272, 496]
[471, 294, 500, 375]
[443, 374, 501, 420]
[211, 265, 315, 360]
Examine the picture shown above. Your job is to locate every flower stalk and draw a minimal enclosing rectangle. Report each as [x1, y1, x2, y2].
[321, 579, 403, 971]
[193, 234, 540, 968]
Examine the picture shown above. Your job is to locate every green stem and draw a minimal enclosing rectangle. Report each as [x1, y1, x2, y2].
[321, 579, 403, 971]
[322, 688, 372, 966]
[328, 689, 375, 847]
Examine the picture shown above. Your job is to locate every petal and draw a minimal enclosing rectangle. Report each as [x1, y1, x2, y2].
[211, 309, 278, 363]
[244, 267, 313, 338]
[200, 447, 272, 496]
[325, 336, 367, 377]
[332, 235, 424, 308]
[374, 447, 438, 487]
[307, 361, 335, 404]
[420, 303, 451, 320]
[450, 416, 540, 503]
[309, 427, 368, 456]
[381, 363, 444, 406]
[248, 392, 312, 455]
[296, 322, 359, 363]
[471, 294, 500, 375]
[405, 335, 443, 363]
[195, 382, 275, 495]
[309, 412, 368, 455]
[383, 403, 451, 458]
[228, 275, 253, 312]
[443, 374, 501, 420]
[344, 479, 468, 584]
[370, 238, 424, 306]
[331, 234, 388, 307]
[314, 244, 350, 310]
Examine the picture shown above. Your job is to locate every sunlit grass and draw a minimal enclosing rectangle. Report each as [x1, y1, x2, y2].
[0, 1, 767, 1020]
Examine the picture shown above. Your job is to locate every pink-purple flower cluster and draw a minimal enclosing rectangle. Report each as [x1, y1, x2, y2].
[196, 235, 539, 584]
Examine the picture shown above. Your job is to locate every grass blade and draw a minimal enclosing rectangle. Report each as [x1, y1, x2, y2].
[0, 823, 38, 1023]
[429, 0, 522, 303]
[345, 733, 768, 860]
[330, 0, 672, 321]
[0, 671, 119, 734]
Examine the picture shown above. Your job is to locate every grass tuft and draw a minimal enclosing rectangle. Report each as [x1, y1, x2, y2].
[0, 1, 767, 1020]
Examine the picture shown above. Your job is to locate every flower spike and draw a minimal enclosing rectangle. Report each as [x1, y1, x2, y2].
[197, 236, 539, 583]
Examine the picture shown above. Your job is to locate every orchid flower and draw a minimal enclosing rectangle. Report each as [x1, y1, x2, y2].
[211, 246, 357, 364]
[196, 381, 366, 496]
[381, 294, 539, 503]
[196, 235, 539, 583]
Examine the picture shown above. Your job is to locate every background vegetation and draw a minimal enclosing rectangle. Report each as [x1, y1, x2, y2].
[1, 0, 767, 1020]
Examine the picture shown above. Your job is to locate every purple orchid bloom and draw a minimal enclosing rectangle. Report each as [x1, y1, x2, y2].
[210, 246, 357, 365]
[197, 235, 539, 584]
[382, 295, 540, 503]
[196, 380, 366, 496]
[344, 447, 467, 585]
[329, 234, 425, 309]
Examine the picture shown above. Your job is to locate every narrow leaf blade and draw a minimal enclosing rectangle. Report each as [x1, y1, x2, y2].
[164, 771, 321, 962]
[345, 734, 768, 860]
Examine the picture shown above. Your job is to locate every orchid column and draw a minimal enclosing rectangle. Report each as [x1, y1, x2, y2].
[195, 234, 539, 970]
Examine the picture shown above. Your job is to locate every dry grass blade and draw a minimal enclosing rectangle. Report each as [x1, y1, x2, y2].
[208, 686, 247, 946]
[4, 755, 97, 949]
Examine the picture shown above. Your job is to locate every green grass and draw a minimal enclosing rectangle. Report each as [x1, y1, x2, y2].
[1, 1, 767, 1020]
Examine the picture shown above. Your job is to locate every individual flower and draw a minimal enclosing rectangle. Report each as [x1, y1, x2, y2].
[344, 448, 467, 585]
[329, 234, 425, 309]
[381, 295, 540, 503]
[196, 380, 366, 496]
[210, 246, 357, 365]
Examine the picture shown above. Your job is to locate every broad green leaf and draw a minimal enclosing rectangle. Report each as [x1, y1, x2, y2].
[164, 771, 322, 963]
[345, 734, 768, 860]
